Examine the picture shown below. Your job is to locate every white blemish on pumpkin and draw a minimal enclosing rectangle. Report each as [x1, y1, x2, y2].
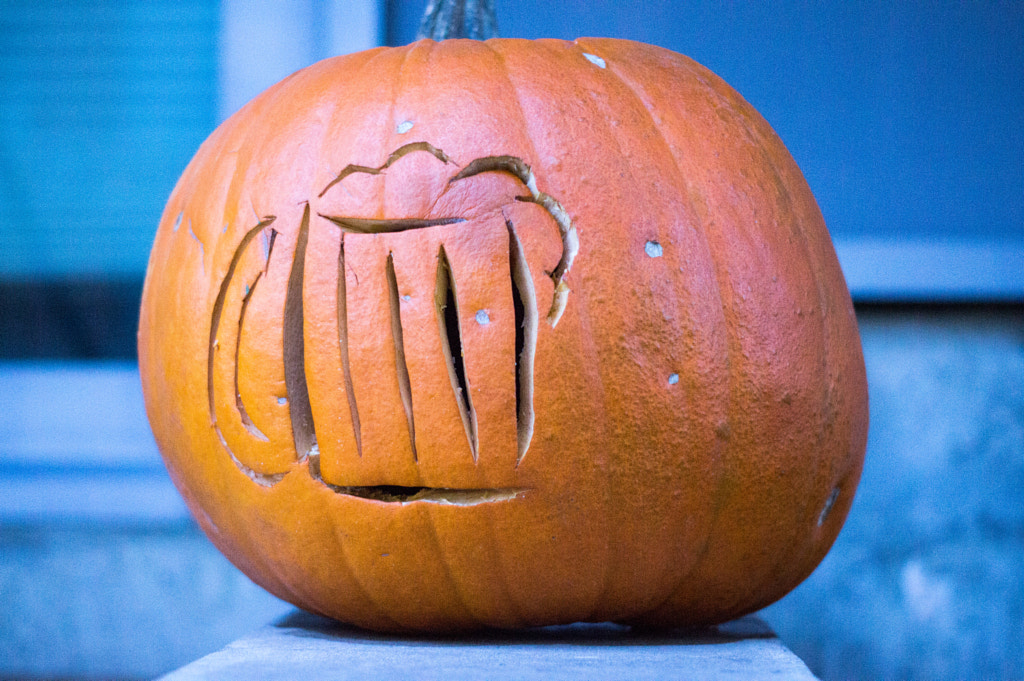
[277, 397, 287, 405]
[645, 241, 663, 258]
[818, 486, 840, 526]
[402, 294, 411, 302]
[188, 221, 205, 272]
[582, 53, 606, 68]
[194, 506, 219, 536]
[475, 309, 490, 325]
[668, 373, 679, 385]
[172, 211, 183, 232]
[396, 120, 414, 134]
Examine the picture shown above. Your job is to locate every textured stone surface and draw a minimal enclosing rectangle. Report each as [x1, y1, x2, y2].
[761, 307, 1024, 679]
[0, 524, 292, 680]
[160, 611, 816, 681]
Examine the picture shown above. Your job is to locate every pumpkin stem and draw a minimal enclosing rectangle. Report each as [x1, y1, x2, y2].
[417, 0, 498, 40]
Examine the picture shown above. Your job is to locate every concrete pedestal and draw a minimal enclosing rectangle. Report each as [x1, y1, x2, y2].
[160, 610, 817, 680]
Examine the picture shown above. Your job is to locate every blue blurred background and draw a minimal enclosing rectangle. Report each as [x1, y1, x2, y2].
[1, 1, 1021, 678]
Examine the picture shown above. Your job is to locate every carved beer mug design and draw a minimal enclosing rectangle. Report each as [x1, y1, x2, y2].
[205, 141, 578, 503]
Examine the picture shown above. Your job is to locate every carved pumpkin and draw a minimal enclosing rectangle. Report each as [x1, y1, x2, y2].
[139, 37, 868, 631]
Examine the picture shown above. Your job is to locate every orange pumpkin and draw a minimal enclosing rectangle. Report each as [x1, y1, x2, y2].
[138, 37, 868, 631]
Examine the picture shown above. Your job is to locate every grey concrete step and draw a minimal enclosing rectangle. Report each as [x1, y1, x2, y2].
[160, 610, 817, 680]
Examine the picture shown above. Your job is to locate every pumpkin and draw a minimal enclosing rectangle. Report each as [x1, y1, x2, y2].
[138, 33, 868, 632]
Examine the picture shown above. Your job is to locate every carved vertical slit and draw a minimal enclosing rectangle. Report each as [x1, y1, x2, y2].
[207, 216, 285, 486]
[506, 218, 538, 464]
[337, 234, 362, 456]
[235, 271, 269, 441]
[435, 245, 478, 461]
[208, 217, 276, 429]
[386, 252, 418, 461]
[283, 204, 317, 461]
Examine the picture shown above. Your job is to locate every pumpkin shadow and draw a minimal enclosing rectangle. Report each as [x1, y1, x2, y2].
[274, 609, 775, 647]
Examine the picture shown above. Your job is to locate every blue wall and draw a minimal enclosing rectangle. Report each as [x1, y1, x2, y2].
[0, 1, 218, 276]
[389, 1, 1024, 246]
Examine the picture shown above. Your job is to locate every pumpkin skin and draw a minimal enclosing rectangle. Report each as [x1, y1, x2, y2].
[138, 37, 868, 632]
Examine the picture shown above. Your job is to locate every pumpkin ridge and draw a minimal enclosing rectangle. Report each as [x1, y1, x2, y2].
[312, 47, 408, 201]
[379, 43, 416, 220]
[699, 76, 862, 609]
[476, 40, 614, 622]
[655, 63, 782, 614]
[782, 173, 866, 599]
[735, 116, 836, 610]
[680, 83, 826, 614]
[552, 42, 682, 622]
[486, 511, 528, 626]
[671, 124, 775, 623]
[321, 490, 408, 631]
[503, 38, 637, 624]
[422, 506, 489, 629]
[590, 47, 735, 620]
[558, 248, 616, 624]
[620, 48, 848, 622]
[480, 41, 543, 200]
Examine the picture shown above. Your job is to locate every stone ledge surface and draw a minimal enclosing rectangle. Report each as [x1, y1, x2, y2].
[160, 610, 817, 680]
